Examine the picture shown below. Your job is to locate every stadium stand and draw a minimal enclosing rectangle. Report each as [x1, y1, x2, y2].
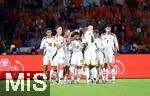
[0, 0, 149, 54]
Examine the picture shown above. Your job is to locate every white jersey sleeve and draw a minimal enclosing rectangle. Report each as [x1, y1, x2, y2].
[113, 34, 119, 51]
[40, 37, 46, 49]
[95, 38, 107, 49]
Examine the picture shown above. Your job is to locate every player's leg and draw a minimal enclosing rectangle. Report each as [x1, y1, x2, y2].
[76, 66, 82, 84]
[104, 63, 108, 83]
[96, 65, 100, 83]
[63, 57, 70, 84]
[70, 65, 75, 84]
[91, 54, 98, 84]
[100, 64, 105, 83]
[50, 66, 58, 83]
[43, 65, 48, 80]
[59, 62, 64, 84]
[96, 53, 103, 83]
[90, 66, 97, 84]
[70, 55, 76, 84]
[109, 56, 116, 83]
[99, 54, 105, 84]
[43, 56, 49, 80]
[63, 65, 70, 84]
[103, 55, 109, 83]
[84, 52, 91, 84]
[66, 56, 71, 83]
[84, 64, 90, 84]
[76, 55, 83, 84]
[51, 57, 59, 83]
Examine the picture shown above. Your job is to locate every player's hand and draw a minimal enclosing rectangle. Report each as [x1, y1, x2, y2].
[57, 44, 62, 49]
[114, 52, 120, 56]
[37, 49, 43, 55]
[96, 47, 100, 51]
[66, 39, 71, 45]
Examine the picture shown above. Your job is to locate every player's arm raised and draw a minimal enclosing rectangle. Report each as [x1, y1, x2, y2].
[38, 37, 46, 54]
[113, 34, 119, 56]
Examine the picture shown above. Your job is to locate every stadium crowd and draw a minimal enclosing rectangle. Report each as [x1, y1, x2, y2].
[0, 0, 149, 54]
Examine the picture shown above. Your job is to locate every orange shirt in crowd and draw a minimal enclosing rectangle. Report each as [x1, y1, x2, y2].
[121, 8, 129, 17]
[136, 10, 145, 20]
[73, 0, 83, 7]
[100, 4, 107, 14]
[104, 11, 112, 19]
[110, 5, 118, 12]
[40, 10, 48, 21]
[126, 27, 135, 39]
[137, 0, 145, 3]
[12, 37, 23, 47]
[90, 10, 97, 18]
[84, 12, 91, 21]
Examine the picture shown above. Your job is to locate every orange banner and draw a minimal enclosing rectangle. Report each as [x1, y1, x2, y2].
[0, 55, 150, 78]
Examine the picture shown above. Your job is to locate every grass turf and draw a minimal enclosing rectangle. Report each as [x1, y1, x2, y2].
[50, 79, 150, 96]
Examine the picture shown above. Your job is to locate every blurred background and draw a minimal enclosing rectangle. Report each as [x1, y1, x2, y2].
[0, 0, 149, 54]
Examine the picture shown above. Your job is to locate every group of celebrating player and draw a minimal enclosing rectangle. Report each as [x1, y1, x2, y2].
[39, 24, 119, 84]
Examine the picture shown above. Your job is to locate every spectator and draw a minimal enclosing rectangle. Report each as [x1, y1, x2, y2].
[29, 33, 41, 49]
[131, 43, 140, 54]
[12, 35, 23, 47]
[8, 45, 18, 55]
[0, 36, 6, 54]
[28, 47, 37, 55]
[121, 39, 132, 54]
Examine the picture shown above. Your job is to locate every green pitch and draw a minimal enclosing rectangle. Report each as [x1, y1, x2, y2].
[50, 79, 150, 96]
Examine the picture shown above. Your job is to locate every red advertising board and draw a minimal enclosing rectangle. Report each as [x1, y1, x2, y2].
[0, 55, 150, 78]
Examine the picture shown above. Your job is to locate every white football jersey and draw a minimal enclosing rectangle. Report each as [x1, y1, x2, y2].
[63, 44, 72, 57]
[95, 37, 106, 54]
[54, 35, 65, 54]
[40, 36, 56, 56]
[101, 33, 119, 55]
[71, 40, 83, 53]
[83, 30, 97, 51]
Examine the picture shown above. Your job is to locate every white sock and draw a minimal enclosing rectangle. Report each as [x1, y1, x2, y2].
[44, 72, 48, 80]
[81, 68, 85, 75]
[102, 68, 105, 81]
[77, 68, 81, 82]
[70, 66, 75, 80]
[91, 67, 97, 83]
[85, 67, 90, 81]
[111, 68, 116, 81]
[97, 67, 100, 80]
[93, 67, 97, 79]
[59, 70, 63, 82]
[105, 69, 108, 81]
[50, 69, 54, 81]
[64, 76, 67, 82]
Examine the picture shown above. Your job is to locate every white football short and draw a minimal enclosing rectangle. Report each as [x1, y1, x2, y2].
[71, 52, 83, 66]
[84, 51, 97, 66]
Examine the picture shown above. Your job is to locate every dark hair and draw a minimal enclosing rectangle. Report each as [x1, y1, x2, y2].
[55, 25, 62, 29]
[93, 30, 99, 34]
[72, 32, 80, 37]
[44, 28, 51, 33]
[105, 24, 111, 28]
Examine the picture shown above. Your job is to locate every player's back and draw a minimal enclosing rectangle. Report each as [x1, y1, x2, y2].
[83, 30, 97, 51]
